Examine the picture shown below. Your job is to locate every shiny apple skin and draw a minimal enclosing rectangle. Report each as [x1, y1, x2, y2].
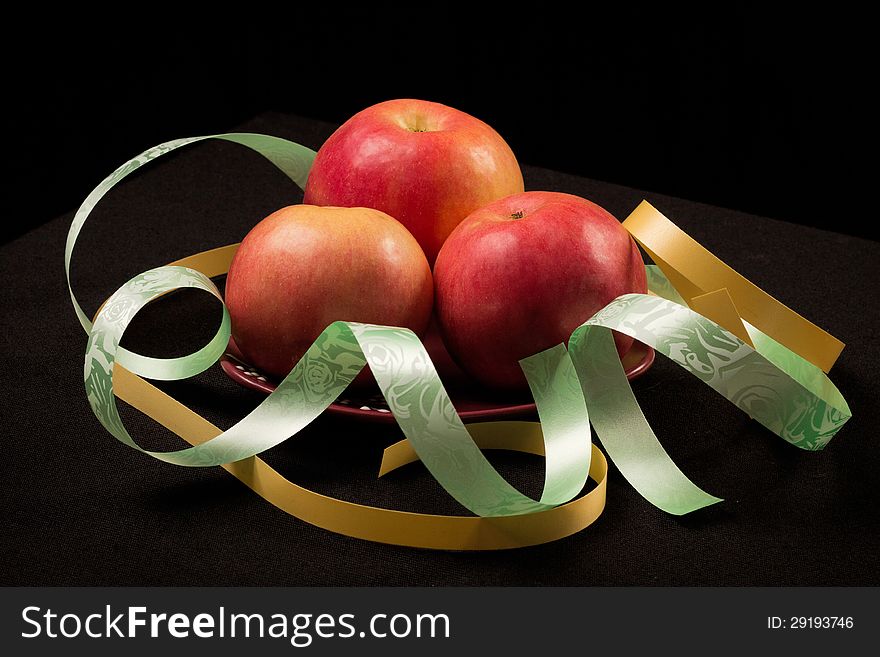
[225, 204, 433, 380]
[434, 191, 647, 391]
[303, 99, 524, 265]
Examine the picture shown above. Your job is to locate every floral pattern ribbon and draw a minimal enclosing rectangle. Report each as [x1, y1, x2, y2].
[67, 134, 851, 548]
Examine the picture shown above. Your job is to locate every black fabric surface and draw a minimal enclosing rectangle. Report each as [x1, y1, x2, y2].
[1, 112, 878, 586]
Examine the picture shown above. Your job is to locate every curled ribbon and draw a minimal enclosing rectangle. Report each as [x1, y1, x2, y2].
[67, 133, 851, 549]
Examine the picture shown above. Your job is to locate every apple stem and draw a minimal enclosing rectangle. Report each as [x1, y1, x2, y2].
[510, 211, 524, 219]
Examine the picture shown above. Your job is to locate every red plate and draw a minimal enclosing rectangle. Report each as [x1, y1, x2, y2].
[221, 324, 655, 423]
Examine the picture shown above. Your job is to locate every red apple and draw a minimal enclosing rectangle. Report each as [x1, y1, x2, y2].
[303, 99, 524, 265]
[434, 191, 647, 391]
[225, 205, 433, 379]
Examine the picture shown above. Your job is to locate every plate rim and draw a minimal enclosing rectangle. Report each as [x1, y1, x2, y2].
[220, 342, 656, 423]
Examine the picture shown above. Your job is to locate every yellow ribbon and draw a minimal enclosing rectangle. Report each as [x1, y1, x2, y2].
[103, 201, 845, 550]
[624, 200, 844, 372]
[114, 364, 607, 550]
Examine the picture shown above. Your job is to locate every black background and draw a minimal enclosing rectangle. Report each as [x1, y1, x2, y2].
[5, 8, 871, 243]
[2, 10, 878, 587]
[2, 111, 878, 586]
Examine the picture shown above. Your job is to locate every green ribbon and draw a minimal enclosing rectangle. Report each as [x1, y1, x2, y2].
[69, 134, 852, 521]
[65, 133, 314, 378]
[570, 273, 850, 514]
[87, 266, 592, 514]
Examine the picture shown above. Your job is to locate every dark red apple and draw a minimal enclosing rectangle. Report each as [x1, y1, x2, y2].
[225, 205, 433, 380]
[303, 99, 524, 265]
[433, 191, 647, 391]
